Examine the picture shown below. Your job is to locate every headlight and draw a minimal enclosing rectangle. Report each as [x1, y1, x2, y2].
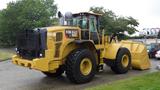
[65, 29, 78, 38]
[15, 48, 20, 54]
[15, 48, 18, 51]
[39, 53, 43, 57]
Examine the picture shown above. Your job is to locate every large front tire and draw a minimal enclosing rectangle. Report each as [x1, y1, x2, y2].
[65, 49, 97, 84]
[111, 48, 131, 74]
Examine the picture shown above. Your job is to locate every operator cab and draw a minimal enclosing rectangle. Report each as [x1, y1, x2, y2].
[64, 12, 102, 44]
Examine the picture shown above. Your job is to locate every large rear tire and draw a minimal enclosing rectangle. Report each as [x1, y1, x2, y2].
[65, 49, 97, 84]
[111, 48, 131, 74]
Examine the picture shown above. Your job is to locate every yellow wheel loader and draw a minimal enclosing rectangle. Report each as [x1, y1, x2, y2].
[12, 12, 150, 84]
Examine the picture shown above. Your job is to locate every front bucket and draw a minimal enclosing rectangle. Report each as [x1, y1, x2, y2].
[121, 41, 151, 70]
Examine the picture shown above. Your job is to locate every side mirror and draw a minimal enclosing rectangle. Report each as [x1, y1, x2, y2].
[58, 11, 63, 18]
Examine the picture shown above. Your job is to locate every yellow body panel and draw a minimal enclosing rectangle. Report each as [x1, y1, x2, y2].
[12, 55, 60, 72]
[61, 40, 78, 60]
[47, 26, 80, 32]
[12, 25, 150, 72]
[104, 43, 121, 59]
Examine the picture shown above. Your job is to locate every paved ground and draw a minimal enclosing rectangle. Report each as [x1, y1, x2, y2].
[0, 59, 159, 90]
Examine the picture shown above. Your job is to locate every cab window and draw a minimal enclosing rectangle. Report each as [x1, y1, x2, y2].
[89, 16, 97, 32]
[77, 16, 87, 29]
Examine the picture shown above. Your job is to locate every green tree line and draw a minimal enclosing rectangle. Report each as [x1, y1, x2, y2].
[0, 0, 57, 47]
[90, 7, 139, 40]
[0, 0, 139, 47]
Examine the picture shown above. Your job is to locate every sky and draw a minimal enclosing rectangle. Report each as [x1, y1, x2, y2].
[0, 0, 160, 31]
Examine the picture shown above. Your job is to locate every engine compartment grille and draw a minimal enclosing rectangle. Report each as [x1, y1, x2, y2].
[16, 29, 47, 60]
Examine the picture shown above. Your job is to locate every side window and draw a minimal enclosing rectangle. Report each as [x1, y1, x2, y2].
[56, 32, 63, 42]
[77, 16, 87, 29]
[72, 18, 77, 26]
[89, 17, 96, 32]
[82, 19, 87, 29]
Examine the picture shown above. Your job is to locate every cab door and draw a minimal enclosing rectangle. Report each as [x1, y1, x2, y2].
[89, 15, 100, 44]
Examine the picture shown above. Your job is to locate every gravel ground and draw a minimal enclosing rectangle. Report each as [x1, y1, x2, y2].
[0, 59, 159, 90]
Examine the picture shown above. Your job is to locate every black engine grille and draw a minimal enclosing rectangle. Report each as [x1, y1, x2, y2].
[16, 29, 47, 60]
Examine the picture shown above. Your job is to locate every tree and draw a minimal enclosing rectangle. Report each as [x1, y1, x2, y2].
[0, 0, 57, 47]
[89, 7, 139, 36]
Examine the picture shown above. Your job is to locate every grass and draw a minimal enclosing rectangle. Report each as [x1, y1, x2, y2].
[87, 72, 160, 90]
[0, 48, 15, 61]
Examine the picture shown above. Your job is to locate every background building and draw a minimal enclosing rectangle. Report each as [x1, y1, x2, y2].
[139, 28, 160, 37]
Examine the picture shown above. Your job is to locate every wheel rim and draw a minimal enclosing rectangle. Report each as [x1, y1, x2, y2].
[121, 55, 129, 68]
[80, 58, 92, 76]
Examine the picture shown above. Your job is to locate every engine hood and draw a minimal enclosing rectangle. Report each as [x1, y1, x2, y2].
[46, 26, 80, 32]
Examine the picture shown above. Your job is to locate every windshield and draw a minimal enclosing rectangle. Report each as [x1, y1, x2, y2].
[66, 16, 88, 29]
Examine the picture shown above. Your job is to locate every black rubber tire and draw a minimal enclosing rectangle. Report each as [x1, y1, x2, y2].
[65, 49, 97, 84]
[42, 66, 64, 77]
[111, 48, 131, 74]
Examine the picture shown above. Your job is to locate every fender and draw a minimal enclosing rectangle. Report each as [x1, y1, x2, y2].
[104, 43, 122, 60]
[60, 40, 77, 60]
[60, 40, 97, 62]
[74, 40, 96, 50]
